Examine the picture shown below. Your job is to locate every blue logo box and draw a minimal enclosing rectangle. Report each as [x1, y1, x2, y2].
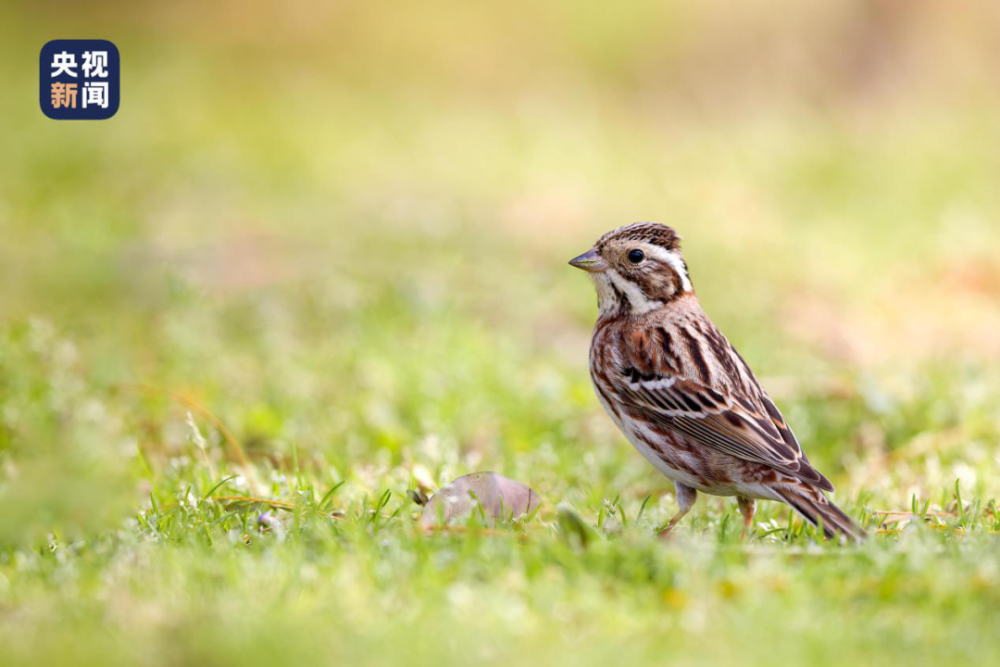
[40, 39, 120, 120]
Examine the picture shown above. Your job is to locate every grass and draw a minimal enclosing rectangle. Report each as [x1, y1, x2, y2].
[3, 2, 1000, 665]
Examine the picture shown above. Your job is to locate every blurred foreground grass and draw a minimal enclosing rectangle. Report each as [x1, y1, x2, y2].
[3, 1, 1000, 665]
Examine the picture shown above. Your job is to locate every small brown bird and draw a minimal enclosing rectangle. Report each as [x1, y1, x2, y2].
[570, 222, 865, 541]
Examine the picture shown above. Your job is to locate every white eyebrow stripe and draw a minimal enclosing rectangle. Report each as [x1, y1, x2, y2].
[642, 245, 692, 292]
[606, 269, 662, 314]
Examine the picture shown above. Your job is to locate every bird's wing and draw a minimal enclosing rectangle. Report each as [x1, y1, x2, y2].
[611, 335, 833, 492]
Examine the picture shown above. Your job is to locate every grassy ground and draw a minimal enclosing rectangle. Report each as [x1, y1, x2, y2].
[3, 2, 1000, 665]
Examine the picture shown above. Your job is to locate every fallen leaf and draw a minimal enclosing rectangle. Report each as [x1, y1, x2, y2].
[420, 472, 540, 526]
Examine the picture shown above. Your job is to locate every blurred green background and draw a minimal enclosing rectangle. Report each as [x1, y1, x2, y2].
[2, 1, 1000, 665]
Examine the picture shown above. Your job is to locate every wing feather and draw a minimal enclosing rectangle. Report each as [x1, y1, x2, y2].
[614, 334, 833, 491]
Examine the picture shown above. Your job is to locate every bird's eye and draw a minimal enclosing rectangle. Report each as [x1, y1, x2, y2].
[627, 249, 645, 264]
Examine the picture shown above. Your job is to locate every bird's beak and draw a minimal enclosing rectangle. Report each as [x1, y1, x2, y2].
[568, 248, 608, 272]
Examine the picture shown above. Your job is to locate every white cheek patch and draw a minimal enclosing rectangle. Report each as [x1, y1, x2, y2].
[607, 269, 662, 315]
[642, 245, 692, 292]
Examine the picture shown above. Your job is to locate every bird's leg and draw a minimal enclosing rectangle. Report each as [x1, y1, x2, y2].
[737, 496, 756, 542]
[658, 482, 697, 538]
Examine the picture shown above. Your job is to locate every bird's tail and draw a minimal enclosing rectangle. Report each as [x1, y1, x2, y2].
[773, 484, 866, 542]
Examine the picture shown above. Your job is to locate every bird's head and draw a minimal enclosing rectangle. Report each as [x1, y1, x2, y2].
[569, 222, 693, 317]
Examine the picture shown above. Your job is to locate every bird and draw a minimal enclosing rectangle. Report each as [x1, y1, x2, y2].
[569, 222, 865, 541]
